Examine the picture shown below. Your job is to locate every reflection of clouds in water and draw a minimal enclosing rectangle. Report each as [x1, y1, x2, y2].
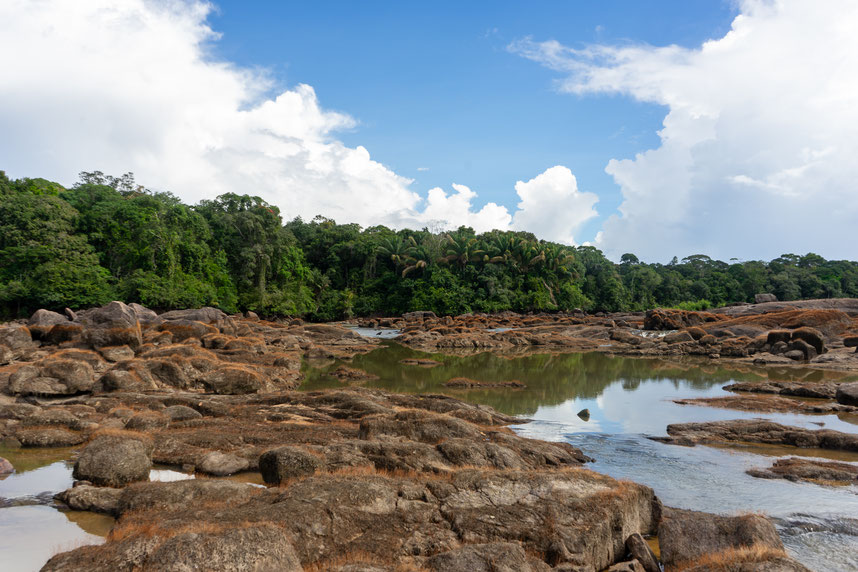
[1, 505, 103, 571]
[0, 462, 72, 499]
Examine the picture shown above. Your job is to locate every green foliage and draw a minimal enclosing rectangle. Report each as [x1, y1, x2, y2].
[2, 169, 857, 319]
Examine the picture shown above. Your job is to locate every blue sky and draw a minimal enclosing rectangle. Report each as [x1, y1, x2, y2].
[2, 1, 856, 261]
[207, 1, 737, 242]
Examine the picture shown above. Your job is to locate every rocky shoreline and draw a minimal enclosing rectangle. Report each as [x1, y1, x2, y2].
[2, 300, 856, 570]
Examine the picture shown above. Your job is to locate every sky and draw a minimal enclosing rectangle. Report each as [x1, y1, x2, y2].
[1, 0, 856, 262]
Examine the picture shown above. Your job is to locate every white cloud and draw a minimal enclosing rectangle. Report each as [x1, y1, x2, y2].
[513, 0, 858, 261]
[0, 0, 594, 245]
[512, 166, 598, 244]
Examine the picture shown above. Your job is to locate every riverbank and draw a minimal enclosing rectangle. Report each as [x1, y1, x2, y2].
[2, 301, 856, 570]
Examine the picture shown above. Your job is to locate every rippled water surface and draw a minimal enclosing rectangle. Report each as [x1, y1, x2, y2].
[303, 342, 858, 571]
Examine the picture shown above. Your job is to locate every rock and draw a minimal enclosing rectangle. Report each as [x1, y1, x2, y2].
[747, 457, 858, 486]
[606, 561, 645, 572]
[783, 349, 806, 361]
[403, 311, 437, 321]
[197, 451, 250, 476]
[790, 326, 825, 354]
[686, 326, 706, 340]
[426, 542, 547, 572]
[610, 329, 645, 346]
[245, 310, 259, 320]
[98, 345, 135, 363]
[44, 322, 84, 344]
[787, 338, 816, 360]
[128, 303, 161, 325]
[81, 301, 143, 349]
[625, 533, 659, 572]
[577, 408, 590, 421]
[755, 293, 778, 304]
[835, 382, 858, 406]
[658, 508, 786, 569]
[657, 419, 858, 452]
[27, 309, 70, 339]
[16, 427, 86, 447]
[55, 485, 122, 515]
[0, 457, 13, 475]
[259, 446, 323, 484]
[0, 324, 35, 352]
[766, 329, 792, 346]
[163, 405, 202, 421]
[664, 330, 694, 344]
[159, 307, 227, 324]
[443, 378, 526, 389]
[43, 523, 302, 572]
[331, 365, 379, 383]
[158, 319, 218, 342]
[699, 334, 717, 345]
[124, 412, 169, 431]
[202, 366, 265, 394]
[359, 409, 482, 443]
[73, 434, 154, 487]
[9, 358, 96, 396]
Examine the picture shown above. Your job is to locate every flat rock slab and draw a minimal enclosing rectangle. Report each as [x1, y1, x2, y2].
[654, 419, 858, 452]
[747, 457, 858, 486]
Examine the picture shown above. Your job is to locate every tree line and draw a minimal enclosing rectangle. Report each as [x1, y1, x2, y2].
[2, 170, 856, 320]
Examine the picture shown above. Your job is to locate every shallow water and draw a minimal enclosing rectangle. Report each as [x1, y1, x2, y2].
[302, 342, 858, 571]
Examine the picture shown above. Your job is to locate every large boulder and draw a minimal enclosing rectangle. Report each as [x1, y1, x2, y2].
[0, 324, 36, 359]
[790, 326, 825, 355]
[835, 382, 858, 407]
[8, 358, 97, 395]
[755, 293, 777, 304]
[42, 523, 302, 572]
[159, 307, 227, 324]
[73, 433, 154, 487]
[658, 508, 799, 570]
[81, 301, 143, 349]
[197, 451, 250, 476]
[128, 303, 161, 326]
[259, 446, 323, 484]
[27, 309, 70, 340]
[202, 366, 266, 394]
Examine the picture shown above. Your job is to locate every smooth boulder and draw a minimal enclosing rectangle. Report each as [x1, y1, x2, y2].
[259, 446, 322, 484]
[73, 434, 153, 487]
[82, 301, 143, 349]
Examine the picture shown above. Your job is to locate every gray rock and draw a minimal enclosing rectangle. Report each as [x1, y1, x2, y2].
[259, 446, 322, 484]
[197, 451, 250, 476]
[81, 301, 143, 349]
[55, 485, 122, 515]
[664, 330, 694, 344]
[9, 359, 97, 396]
[755, 293, 778, 304]
[163, 405, 202, 421]
[99, 345, 135, 363]
[836, 382, 858, 407]
[427, 542, 548, 572]
[0, 457, 13, 475]
[625, 533, 659, 572]
[0, 324, 35, 352]
[124, 412, 169, 431]
[15, 427, 86, 447]
[73, 434, 153, 487]
[159, 307, 227, 324]
[658, 508, 784, 569]
[128, 303, 161, 325]
[27, 309, 69, 339]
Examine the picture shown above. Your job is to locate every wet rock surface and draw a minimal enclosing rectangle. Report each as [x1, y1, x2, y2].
[747, 457, 858, 486]
[655, 419, 858, 452]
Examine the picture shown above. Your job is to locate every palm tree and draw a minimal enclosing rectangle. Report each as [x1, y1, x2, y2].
[376, 236, 409, 270]
[439, 233, 484, 267]
[402, 239, 431, 277]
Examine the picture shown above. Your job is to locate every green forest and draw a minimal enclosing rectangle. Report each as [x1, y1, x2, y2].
[2, 170, 856, 320]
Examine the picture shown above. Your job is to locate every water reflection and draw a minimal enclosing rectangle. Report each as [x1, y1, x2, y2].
[303, 343, 858, 571]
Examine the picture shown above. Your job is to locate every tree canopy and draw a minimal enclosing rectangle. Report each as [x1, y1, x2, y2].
[2, 170, 857, 319]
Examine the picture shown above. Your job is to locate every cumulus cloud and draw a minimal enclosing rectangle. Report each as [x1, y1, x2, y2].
[512, 166, 598, 244]
[512, 0, 858, 261]
[0, 0, 597, 243]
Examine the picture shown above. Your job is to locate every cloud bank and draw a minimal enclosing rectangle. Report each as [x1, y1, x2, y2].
[513, 0, 858, 261]
[0, 0, 596, 245]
